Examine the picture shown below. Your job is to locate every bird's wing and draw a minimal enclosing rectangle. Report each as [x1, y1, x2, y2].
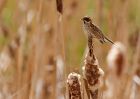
[91, 23, 104, 39]
[91, 23, 114, 44]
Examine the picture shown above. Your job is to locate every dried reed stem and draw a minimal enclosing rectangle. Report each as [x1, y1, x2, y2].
[55, 0, 65, 98]
[125, 33, 140, 98]
[0, 0, 6, 14]
[56, 0, 65, 59]
[132, 33, 140, 75]
[83, 35, 104, 99]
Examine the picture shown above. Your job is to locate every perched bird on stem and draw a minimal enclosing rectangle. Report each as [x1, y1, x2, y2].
[81, 16, 114, 44]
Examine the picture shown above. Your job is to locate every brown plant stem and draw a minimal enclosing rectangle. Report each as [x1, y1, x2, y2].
[83, 34, 104, 99]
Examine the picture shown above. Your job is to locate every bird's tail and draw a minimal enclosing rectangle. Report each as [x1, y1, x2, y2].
[104, 36, 114, 44]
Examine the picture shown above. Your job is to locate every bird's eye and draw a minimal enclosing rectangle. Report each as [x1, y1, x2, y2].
[83, 17, 90, 22]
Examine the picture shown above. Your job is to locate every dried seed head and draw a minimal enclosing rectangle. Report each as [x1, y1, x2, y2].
[133, 75, 140, 86]
[107, 42, 125, 76]
[83, 51, 104, 92]
[67, 72, 81, 86]
[67, 72, 81, 99]
[0, 49, 12, 72]
[56, 0, 63, 14]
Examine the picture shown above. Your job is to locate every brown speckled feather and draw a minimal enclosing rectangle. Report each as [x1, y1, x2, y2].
[82, 16, 114, 44]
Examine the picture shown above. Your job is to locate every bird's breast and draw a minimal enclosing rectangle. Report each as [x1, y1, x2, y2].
[83, 23, 92, 34]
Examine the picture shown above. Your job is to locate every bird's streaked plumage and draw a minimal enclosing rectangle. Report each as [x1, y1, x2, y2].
[81, 16, 114, 44]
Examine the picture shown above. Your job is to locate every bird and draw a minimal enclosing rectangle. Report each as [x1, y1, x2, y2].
[81, 16, 114, 44]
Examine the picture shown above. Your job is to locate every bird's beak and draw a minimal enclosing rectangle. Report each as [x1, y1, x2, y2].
[81, 18, 83, 21]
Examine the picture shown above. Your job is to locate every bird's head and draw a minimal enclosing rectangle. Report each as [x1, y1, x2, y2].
[81, 16, 92, 24]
